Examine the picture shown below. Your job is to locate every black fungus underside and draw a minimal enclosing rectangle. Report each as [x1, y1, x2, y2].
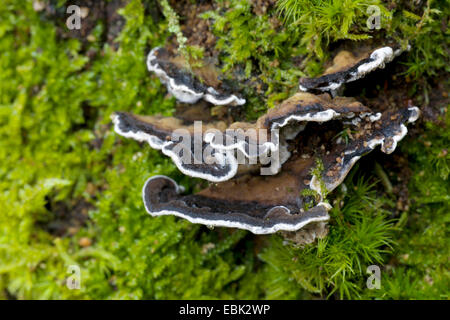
[299, 55, 375, 90]
[143, 176, 328, 229]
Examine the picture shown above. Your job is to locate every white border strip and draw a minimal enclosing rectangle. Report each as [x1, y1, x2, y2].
[142, 176, 330, 235]
[147, 48, 245, 106]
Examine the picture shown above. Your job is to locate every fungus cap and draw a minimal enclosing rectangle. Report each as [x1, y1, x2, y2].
[147, 47, 245, 106]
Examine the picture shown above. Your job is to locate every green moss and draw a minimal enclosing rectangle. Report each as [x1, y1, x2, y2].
[276, 0, 391, 57]
[393, 0, 450, 80]
[203, 0, 306, 111]
[159, 0, 205, 67]
[260, 173, 397, 299]
[367, 111, 450, 299]
[0, 0, 448, 300]
[0, 0, 260, 300]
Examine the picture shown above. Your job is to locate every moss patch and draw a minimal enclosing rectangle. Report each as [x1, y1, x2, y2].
[0, 0, 448, 299]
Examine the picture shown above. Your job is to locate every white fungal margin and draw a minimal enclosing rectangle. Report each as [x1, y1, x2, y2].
[309, 106, 421, 194]
[147, 48, 245, 106]
[300, 46, 404, 93]
[205, 109, 345, 173]
[407, 106, 420, 123]
[354, 47, 394, 77]
[142, 176, 330, 235]
[112, 113, 239, 182]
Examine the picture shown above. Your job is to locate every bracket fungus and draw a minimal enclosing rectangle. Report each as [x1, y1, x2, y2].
[136, 105, 419, 234]
[112, 43, 420, 235]
[299, 44, 409, 93]
[113, 92, 385, 182]
[147, 47, 245, 106]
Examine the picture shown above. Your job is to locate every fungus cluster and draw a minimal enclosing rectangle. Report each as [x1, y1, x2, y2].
[112, 43, 420, 237]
